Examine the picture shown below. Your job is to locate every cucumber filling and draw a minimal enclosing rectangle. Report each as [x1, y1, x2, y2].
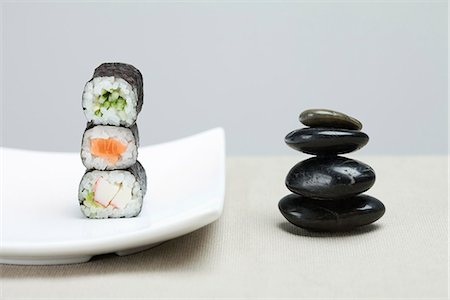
[93, 88, 127, 117]
[83, 190, 103, 208]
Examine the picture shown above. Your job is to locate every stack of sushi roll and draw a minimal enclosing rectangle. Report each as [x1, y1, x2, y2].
[78, 63, 147, 218]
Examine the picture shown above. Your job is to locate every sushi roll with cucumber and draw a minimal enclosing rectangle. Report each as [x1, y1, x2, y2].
[82, 63, 143, 127]
[81, 123, 139, 170]
[78, 161, 147, 219]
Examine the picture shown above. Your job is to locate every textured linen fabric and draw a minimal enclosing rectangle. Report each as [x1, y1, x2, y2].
[1, 155, 448, 299]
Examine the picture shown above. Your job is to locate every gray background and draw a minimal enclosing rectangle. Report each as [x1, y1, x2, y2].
[1, 1, 447, 155]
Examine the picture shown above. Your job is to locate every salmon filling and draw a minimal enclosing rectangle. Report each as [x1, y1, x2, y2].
[90, 138, 127, 163]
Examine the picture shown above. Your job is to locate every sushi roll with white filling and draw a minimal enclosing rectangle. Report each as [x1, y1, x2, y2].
[78, 161, 147, 219]
[81, 123, 139, 170]
[82, 63, 143, 127]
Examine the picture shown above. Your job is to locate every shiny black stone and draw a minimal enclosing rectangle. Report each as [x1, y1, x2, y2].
[286, 156, 375, 200]
[285, 128, 369, 155]
[278, 193, 385, 231]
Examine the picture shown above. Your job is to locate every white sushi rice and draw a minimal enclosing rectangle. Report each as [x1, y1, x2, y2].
[82, 76, 138, 127]
[79, 170, 144, 219]
[81, 126, 137, 170]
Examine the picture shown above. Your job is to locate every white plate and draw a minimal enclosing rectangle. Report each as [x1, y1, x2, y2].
[0, 128, 225, 265]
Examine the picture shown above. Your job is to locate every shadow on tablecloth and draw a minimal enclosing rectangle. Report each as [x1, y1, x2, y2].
[277, 221, 382, 237]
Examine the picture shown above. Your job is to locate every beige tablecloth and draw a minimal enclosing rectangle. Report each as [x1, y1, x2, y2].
[1, 155, 448, 299]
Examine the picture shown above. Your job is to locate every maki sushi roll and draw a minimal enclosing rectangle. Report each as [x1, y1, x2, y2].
[81, 123, 139, 170]
[78, 161, 147, 219]
[82, 63, 143, 127]
[79, 63, 147, 219]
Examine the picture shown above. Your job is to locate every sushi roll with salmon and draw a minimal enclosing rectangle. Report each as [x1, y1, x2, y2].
[79, 62, 147, 219]
[78, 161, 147, 219]
[82, 63, 143, 127]
[81, 123, 139, 170]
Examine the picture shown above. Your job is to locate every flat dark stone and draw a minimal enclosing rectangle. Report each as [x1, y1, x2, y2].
[299, 109, 363, 131]
[286, 156, 375, 200]
[285, 128, 368, 155]
[278, 193, 385, 231]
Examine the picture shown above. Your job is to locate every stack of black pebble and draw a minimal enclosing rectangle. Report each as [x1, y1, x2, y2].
[278, 109, 385, 232]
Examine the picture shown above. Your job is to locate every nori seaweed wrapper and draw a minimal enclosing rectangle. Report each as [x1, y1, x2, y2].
[91, 62, 144, 115]
[84, 122, 140, 148]
[128, 160, 147, 195]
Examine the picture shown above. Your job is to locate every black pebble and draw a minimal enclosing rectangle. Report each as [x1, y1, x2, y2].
[286, 156, 375, 200]
[278, 193, 385, 232]
[285, 128, 369, 155]
[299, 109, 363, 131]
